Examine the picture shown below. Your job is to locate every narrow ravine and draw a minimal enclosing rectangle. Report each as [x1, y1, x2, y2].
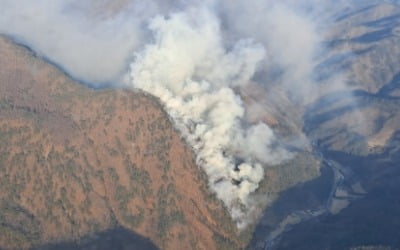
[261, 143, 367, 250]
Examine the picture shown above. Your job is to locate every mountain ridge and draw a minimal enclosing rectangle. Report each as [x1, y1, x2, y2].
[0, 35, 245, 250]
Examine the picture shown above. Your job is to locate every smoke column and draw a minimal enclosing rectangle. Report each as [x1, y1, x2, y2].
[129, 6, 291, 227]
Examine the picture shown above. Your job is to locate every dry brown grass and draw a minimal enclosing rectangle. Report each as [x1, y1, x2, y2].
[0, 36, 243, 250]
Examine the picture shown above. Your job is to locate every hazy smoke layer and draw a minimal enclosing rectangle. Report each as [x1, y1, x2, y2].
[0, 0, 165, 84]
[0, 0, 343, 226]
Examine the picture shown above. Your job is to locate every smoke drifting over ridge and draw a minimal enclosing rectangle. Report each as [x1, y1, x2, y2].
[129, 7, 292, 226]
[0, 0, 346, 226]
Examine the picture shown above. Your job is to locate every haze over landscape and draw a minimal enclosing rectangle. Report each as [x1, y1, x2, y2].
[1, 0, 400, 249]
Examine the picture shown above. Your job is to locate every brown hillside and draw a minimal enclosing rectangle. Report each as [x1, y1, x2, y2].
[0, 36, 243, 250]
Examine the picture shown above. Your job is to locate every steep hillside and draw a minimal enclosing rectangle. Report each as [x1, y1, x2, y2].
[260, 2, 400, 249]
[313, 2, 400, 155]
[0, 36, 243, 250]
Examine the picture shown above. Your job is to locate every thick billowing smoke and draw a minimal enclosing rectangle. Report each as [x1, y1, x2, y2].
[0, 0, 343, 227]
[129, 7, 291, 226]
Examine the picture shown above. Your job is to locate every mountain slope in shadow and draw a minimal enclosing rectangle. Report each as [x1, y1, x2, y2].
[35, 227, 159, 250]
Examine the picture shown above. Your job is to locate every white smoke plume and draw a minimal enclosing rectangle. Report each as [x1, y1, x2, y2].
[0, 0, 345, 227]
[129, 6, 291, 226]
